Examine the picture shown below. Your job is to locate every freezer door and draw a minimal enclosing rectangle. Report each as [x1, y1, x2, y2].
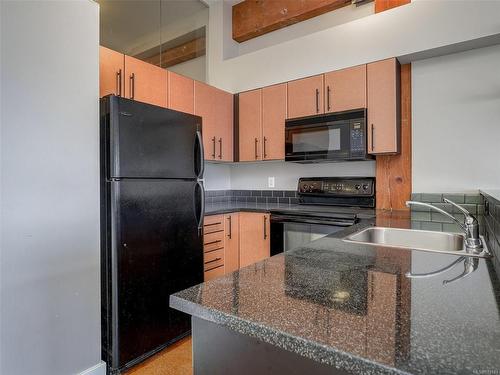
[107, 179, 203, 369]
[106, 96, 203, 179]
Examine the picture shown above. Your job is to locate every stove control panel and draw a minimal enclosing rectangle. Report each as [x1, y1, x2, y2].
[298, 177, 374, 196]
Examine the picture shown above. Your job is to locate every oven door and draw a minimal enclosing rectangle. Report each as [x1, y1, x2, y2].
[285, 120, 350, 162]
[270, 214, 354, 255]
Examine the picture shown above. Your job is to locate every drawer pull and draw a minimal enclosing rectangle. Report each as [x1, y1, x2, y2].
[205, 264, 223, 273]
[204, 222, 222, 227]
[204, 240, 221, 246]
[205, 257, 222, 265]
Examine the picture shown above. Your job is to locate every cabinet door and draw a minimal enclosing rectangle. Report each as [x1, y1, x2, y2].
[262, 83, 287, 160]
[99, 46, 124, 98]
[239, 213, 270, 268]
[287, 75, 324, 119]
[168, 71, 194, 115]
[367, 58, 400, 154]
[216, 88, 234, 162]
[324, 65, 366, 113]
[194, 81, 217, 160]
[124, 55, 167, 107]
[224, 213, 239, 274]
[239, 89, 262, 162]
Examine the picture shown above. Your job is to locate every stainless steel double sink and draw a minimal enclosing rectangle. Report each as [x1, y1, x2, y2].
[343, 227, 491, 258]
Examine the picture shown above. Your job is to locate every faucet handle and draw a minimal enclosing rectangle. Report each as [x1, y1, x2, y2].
[442, 198, 472, 218]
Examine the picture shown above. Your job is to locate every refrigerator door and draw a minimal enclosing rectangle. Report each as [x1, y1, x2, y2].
[106, 96, 203, 179]
[107, 179, 204, 369]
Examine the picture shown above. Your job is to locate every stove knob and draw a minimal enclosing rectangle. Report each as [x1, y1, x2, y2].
[362, 184, 369, 190]
[355, 184, 361, 190]
[302, 184, 308, 191]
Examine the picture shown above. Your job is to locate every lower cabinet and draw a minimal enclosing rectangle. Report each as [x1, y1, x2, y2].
[203, 212, 270, 280]
[203, 215, 225, 281]
[239, 212, 270, 268]
[224, 212, 240, 274]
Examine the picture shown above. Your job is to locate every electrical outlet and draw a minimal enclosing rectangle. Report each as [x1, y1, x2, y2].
[268, 177, 275, 188]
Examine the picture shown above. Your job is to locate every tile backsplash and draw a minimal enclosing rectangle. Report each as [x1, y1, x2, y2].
[481, 192, 500, 277]
[409, 193, 485, 234]
[205, 190, 299, 205]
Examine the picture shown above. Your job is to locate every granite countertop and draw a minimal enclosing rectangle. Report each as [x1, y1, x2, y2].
[171, 210, 500, 375]
[204, 202, 376, 219]
[481, 189, 500, 202]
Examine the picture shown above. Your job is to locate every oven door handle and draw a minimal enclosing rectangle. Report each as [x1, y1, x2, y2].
[270, 215, 356, 227]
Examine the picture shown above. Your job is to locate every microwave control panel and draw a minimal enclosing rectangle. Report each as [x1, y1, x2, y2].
[298, 177, 374, 196]
[349, 119, 366, 158]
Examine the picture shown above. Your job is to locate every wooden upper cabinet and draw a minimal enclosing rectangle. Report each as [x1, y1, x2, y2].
[99, 46, 124, 98]
[287, 74, 324, 119]
[215, 88, 234, 162]
[194, 81, 217, 160]
[324, 65, 366, 113]
[168, 71, 194, 115]
[239, 212, 270, 268]
[262, 83, 287, 160]
[124, 55, 167, 108]
[239, 89, 262, 162]
[224, 213, 240, 274]
[367, 58, 400, 154]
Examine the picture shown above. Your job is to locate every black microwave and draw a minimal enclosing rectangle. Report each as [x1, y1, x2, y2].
[285, 109, 372, 163]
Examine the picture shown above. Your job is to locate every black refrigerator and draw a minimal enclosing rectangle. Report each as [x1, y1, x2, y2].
[100, 95, 205, 374]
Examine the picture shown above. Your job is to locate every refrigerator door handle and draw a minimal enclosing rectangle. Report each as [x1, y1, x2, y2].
[195, 129, 205, 179]
[195, 180, 205, 236]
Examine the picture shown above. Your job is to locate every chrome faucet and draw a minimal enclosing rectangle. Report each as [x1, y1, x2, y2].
[406, 198, 483, 253]
[406, 256, 479, 285]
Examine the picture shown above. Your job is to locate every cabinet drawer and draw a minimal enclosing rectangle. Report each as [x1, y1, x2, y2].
[204, 215, 224, 234]
[204, 231, 224, 252]
[204, 248, 224, 271]
[204, 265, 225, 281]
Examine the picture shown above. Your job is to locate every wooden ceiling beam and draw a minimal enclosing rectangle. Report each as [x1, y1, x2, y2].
[374, 0, 410, 13]
[143, 36, 206, 68]
[232, 0, 352, 43]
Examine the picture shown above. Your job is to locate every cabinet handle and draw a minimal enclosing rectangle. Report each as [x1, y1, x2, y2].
[315, 88, 319, 113]
[371, 124, 375, 151]
[263, 215, 267, 240]
[327, 85, 331, 112]
[205, 257, 222, 265]
[227, 216, 232, 239]
[254, 138, 259, 159]
[263, 137, 268, 159]
[205, 240, 221, 246]
[116, 69, 122, 96]
[211, 137, 216, 159]
[218, 138, 222, 159]
[129, 73, 135, 99]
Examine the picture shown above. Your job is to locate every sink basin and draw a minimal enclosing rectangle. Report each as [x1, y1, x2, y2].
[343, 227, 491, 258]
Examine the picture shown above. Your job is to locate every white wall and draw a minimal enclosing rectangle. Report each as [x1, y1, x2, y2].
[206, 0, 500, 93]
[229, 161, 375, 190]
[412, 44, 500, 193]
[0, 1, 103, 375]
[204, 163, 231, 190]
[168, 55, 207, 82]
[202, 0, 500, 193]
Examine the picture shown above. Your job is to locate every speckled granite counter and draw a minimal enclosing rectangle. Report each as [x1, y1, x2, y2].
[171, 211, 500, 375]
[205, 201, 376, 219]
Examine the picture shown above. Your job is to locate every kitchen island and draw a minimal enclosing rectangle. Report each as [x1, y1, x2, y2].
[170, 211, 500, 375]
